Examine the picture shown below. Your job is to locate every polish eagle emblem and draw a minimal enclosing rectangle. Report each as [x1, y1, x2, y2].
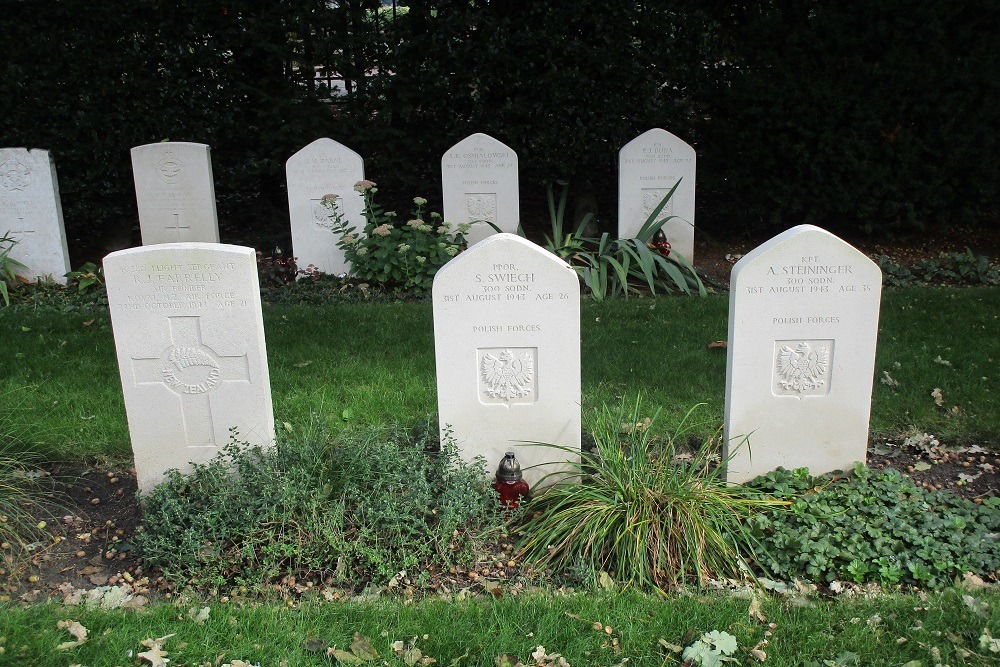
[776, 342, 829, 393]
[481, 349, 533, 401]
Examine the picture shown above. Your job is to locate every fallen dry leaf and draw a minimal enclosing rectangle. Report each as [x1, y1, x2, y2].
[708, 340, 727, 349]
[138, 634, 175, 667]
[748, 597, 767, 623]
[56, 619, 88, 650]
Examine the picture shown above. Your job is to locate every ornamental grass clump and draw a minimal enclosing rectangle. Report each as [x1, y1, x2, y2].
[328, 181, 469, 293]
[517, 398, 787, 591]
[0, 441, 60, 575]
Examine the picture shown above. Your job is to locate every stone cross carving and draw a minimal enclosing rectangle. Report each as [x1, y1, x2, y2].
[131, 316, 250, 448]
[165, 212, 189, 241]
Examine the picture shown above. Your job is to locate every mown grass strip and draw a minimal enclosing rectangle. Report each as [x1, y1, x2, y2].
[1, 286, 997, 460]
[1, 587, 998, 666]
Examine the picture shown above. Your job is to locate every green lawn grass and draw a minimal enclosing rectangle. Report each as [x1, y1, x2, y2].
[0, 286, 998, 459]
[1, 588, 998, 666]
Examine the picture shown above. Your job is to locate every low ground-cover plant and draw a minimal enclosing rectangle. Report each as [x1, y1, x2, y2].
[749, 464, 1000, 588]
[329, 181, 470, 293]
[879, 250, 1000, 287]
[517, 399, 786, 591]
[136, 424, 503, 589]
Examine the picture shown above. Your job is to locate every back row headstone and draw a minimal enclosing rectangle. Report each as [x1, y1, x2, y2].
[441, 133, 519, 246]
[618, 128, 696, 264]
[104, 243, 275, 494]
[131, 142, 220, 245]
[723, 225, 882, 483]
[286, 138, 365, 276]
[0, 147, 71, 284]
[432, 233, 580, 488]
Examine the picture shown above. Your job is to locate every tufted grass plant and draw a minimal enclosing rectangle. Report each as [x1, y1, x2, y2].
[517, 397, 788, 591]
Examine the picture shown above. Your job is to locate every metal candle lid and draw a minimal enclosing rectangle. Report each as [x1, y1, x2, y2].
[495, 451, 523, 482]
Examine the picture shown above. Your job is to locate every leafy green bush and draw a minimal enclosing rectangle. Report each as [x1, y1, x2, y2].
[748, 465, 1000, 588]
[517, 399, 785, 591]
[330, 182, 470, 294]
[136, 425, 502, 589]
[878, 250, 1000, 287]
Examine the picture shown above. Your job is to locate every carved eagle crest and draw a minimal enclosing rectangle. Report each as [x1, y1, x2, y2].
[776, 342, 829, 393]
[481, 349, 533, 401]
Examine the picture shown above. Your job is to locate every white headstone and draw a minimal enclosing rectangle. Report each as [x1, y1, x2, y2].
[617, 129, 696, 263]
[131, 142, 220, 245]
[286, 138, 365, 276]
[104, 243, 275, 494]
[441, 133, 519, 246]
[723, 225, 882, 483]
[433, 234, 580, 488]
[0, 148, 71, 284]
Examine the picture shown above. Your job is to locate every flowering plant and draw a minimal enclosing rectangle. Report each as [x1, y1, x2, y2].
[326, 181, 469, 293]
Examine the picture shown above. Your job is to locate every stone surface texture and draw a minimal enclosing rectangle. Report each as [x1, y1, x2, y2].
[441, 133, 519, 246]
[286, 138, 365, 276]
[617, 128, 696, 263]
[433, 234, 580, 488]
[104, 243, 274, 494]
[131, 142, 220, 245]
[723, 225, 882, 483]
[0, 147, 71, 283]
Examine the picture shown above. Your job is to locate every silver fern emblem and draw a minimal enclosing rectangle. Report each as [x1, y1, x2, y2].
[168, 347, 218, 371]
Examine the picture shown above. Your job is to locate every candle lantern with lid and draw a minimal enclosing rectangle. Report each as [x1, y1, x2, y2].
[492, 451, 530, 509]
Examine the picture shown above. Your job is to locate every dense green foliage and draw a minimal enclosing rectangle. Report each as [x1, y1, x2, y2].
[750, 465, 1000, 587]
[135, 426, 503, 588]
[878, 250, 1000, 287]
[2, 1, 996, 264]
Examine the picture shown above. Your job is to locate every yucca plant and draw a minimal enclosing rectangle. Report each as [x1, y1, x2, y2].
[1, 231, 28, 306]
[516, 398, 787, 591]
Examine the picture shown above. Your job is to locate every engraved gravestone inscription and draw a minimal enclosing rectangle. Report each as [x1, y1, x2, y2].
[104, 244, 275, 493]
[618, 129, 696, 263]
[286, 138, 365, 275]
[723, 225, 882, 483]
[441, 133, 519, 246]
[131, 142, 220, 245]
[433, 234, 580, 488]
[0, 148, 71, 283]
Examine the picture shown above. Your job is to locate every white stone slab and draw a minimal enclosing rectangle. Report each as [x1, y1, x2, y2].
[0, 148, 71, 284]
[723, 225, 882, 483]
[131, 142, 220, 245]
[617, 129, 696, 263]
[104, 244, 275, 494]
[433, 234, 580, 488]
[441, 133, 519, 246]
[286, 138, 365, 276]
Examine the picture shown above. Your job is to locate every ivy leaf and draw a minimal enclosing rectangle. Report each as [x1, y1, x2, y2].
[963, 594, 990, 618]
[980, 628, 1000, 653]
[349, 633, 380, 661]
[913, 461, 932, 472]
[187, 606, 210, 624]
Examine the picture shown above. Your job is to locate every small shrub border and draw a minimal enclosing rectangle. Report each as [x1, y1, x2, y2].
[134, 425, 505, 590]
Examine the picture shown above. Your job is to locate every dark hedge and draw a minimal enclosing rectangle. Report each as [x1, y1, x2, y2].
[1, 0, 996, 266]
